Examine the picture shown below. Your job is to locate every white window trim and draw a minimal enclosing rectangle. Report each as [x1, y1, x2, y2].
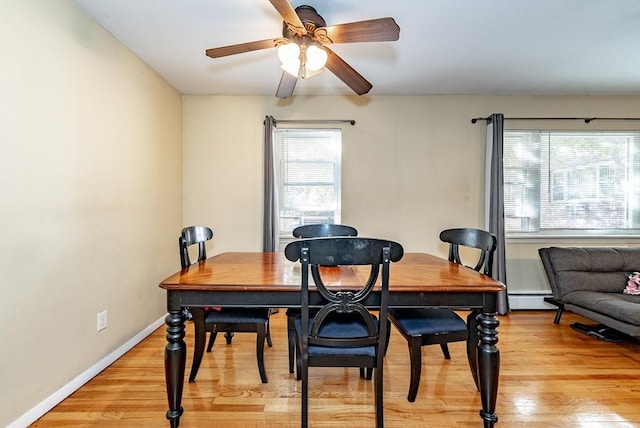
[503, 130, 640, 239]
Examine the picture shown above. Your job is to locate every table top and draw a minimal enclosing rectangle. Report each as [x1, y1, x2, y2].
[159, 252, 505, 294]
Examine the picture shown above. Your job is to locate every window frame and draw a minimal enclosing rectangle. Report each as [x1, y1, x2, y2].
[503, 129, 640, 240]
[274, 127, 342, 243]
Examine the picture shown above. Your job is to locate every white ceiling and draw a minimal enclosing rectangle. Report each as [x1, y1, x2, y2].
[74, 0, 640, 97]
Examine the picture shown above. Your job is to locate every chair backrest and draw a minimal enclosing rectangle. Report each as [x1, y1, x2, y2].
[439, 228, 497, 276]
[292, 223, 358, 238]
[284, 237, 404, 350]
[179, 226, 213, 269]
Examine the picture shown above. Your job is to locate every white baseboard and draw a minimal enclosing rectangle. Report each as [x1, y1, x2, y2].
[7, 316, 166, 428]
[509, 293, 556, 310]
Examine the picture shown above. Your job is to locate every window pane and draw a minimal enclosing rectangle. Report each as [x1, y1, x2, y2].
[275, 128, 341, 236]
[504, 131, 640, 234]
[503, 132, 540, 232]
[599, 165, 614, 198]
[283, 185, 337, 210]
[552, 172, 565, 201]
[285, 162, 335, 183]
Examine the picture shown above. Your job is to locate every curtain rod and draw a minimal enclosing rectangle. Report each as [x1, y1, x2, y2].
[471, 117, 640, 124]
[274, 119, 356, 125]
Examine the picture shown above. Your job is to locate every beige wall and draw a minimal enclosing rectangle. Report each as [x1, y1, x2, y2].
[182, 96, 640, 280]
[0, 2, 182, 426]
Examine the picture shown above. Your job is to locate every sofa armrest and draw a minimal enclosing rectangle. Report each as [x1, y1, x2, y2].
[538, 248, 561, 300]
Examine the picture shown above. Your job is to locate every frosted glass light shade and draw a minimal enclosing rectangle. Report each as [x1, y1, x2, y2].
[305, 45, 328, 71]
[281, 59, 301, 77]
[278, 43, 300, 64]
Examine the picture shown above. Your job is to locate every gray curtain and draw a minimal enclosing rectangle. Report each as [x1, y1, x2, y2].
[262, 116, 279, 252]
[484, 113, 509, 314]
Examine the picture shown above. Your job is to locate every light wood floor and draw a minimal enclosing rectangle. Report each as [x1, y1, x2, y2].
[32, 310, 639, 427]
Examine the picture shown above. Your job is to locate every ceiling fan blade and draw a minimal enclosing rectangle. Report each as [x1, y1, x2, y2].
[268, 0, 306, 36]
[276, 72, 298, 98]
[314, 18, 400, 44]
[323, 48, 372, 96]
[206, 39, 279, 58]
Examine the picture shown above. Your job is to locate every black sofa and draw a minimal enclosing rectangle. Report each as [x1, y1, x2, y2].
[538, 247, 640, 338]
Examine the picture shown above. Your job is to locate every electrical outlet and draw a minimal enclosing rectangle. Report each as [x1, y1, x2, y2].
[97, 310, 108, 331]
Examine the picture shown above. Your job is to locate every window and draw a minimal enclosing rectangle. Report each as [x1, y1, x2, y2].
[503, 131, 640, 235]
[275, 128, 342, 238]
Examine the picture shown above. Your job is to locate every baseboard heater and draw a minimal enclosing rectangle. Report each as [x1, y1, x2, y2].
[508, 293, 556, 310]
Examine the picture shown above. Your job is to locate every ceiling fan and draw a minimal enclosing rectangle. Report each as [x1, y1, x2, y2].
[205, 0, 400, 98]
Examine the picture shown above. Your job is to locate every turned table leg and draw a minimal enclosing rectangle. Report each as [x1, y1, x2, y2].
[164, 309, 186, 427]
[477, 310, 500, 427]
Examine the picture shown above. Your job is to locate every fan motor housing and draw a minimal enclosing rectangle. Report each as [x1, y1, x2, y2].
[282, 5, 326, 40]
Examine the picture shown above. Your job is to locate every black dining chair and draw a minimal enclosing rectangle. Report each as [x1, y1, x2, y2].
[286, 223, 358, 375]
[387, 227, 497, 402]
[285, 236, 404, 428]
[179, 226, 272, 384]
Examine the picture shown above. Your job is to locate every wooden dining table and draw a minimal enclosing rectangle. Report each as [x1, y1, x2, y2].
[159, 251, 505, 428]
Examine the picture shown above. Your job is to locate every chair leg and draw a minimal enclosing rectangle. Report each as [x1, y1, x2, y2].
[189, 308, 207, 383]
[206, 331, 218, 352]
[375, 366, 384, 428]
[359, 367, 373, 379]
[256, 324, 268, 384]
[407, 337, 422, 402]
[384, 319, 391, 356]
[301, 353, 309, 428]
[295, 336, 302, 381]
[439, 343, 451, 359]
[466, 310, 480, 391]
[224, 331, 234, 344]
[266, 314, 273, 347]
[287, 315, 295, 373]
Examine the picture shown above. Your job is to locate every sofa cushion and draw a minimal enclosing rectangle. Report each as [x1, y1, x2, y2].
[547, 247, 640, 297]
[564, 290, 640, 326]
[554, 271, 630, 296]
[548, 247, 638, 271]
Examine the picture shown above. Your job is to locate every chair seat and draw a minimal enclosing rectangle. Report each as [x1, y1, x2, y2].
[205, 308, 270, 323]
[388, 308, 466, 336]
[294, 314, 379, 357]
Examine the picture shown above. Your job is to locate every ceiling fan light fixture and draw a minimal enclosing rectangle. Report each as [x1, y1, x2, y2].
[281, 58, 301, 77]
[277, 42, 300, 65]
[300, 65, 323, 80]
[204, 1, 399, 97]
[305, 45, 328, 71]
